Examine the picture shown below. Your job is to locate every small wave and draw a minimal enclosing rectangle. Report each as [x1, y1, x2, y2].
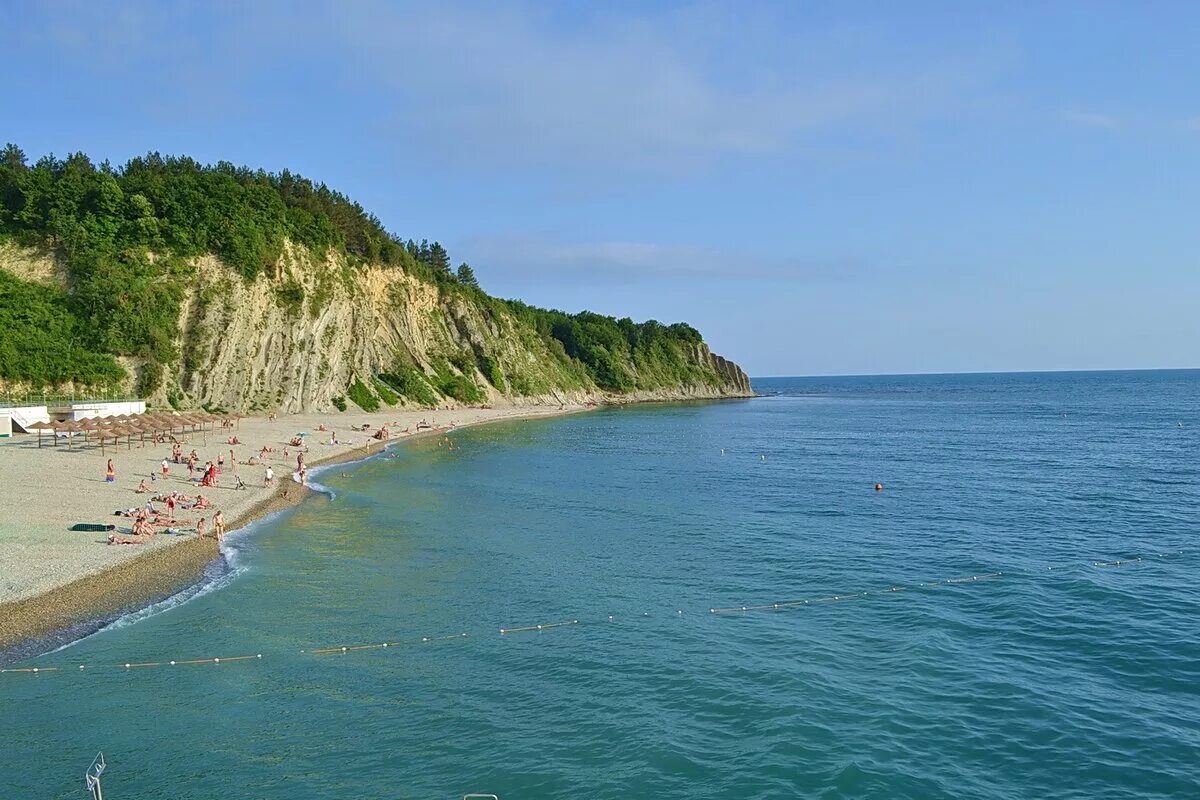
[75, 557, 241, 643]
[46, 507, 291, 654]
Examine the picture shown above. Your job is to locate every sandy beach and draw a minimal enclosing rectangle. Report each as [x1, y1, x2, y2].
[0, 402, 584, 649]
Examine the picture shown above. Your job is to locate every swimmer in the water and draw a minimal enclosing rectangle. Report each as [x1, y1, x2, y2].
[874, 483, 884, 491]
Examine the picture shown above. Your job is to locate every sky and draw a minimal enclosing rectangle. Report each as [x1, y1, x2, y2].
[1, 1, 1198, 376]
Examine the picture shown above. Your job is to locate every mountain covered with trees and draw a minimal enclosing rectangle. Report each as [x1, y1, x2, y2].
[0, 145, 751, 412]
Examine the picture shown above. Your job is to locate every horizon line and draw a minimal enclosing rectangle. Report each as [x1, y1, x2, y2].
[750, 366, 1200, 380]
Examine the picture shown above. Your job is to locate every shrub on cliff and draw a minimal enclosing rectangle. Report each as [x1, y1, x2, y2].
[347, 377, 379, 412]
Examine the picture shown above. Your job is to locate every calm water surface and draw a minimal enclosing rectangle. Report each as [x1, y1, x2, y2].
[3, 371, 1199, 798]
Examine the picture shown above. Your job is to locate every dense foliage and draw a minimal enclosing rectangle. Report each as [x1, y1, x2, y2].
[504, 301, 709, 392]
[0, 270, 124, 386]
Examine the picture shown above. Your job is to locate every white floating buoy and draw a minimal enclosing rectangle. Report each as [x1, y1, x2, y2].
[79, 665, 85, 670]
[33, 667, 39, 673]
[170, 661, 176, 666]
[124, 663, 130, 669]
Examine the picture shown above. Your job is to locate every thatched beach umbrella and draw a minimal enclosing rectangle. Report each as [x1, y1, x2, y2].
[27, 420, 52, 448]
[96, 423, 123, 455]
[74, 418, 101, 444]
[52, 420, 81, 450]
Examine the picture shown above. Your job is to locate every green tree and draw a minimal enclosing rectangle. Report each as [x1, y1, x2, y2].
[456, 262, 478, 287]
[429, 241, 451, 278]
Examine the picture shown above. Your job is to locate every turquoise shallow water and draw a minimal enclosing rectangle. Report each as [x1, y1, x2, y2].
[3, 370, 1200, 798]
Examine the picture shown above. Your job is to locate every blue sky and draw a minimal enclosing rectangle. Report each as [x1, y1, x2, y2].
[2, 1, 1198, 376]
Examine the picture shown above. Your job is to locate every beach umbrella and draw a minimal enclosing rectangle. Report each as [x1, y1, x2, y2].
[74, 418, 100, 445]
[97, 424, 123, 455]
[27, 420, 52, 448]
[53, 420, 81, 450]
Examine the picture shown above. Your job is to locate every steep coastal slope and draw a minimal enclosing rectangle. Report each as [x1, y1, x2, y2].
[0, 148, 750, 411]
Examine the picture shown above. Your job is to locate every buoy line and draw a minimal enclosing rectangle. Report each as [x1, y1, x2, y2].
[0, 550, 1185, 678]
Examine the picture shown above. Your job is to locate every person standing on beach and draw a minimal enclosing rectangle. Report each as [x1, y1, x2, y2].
[214, 510, 226, 542]
[196, 517, 207, 538]
[229, 449, 237, 473]
[105, 459, 115, 483]
[161, 458, 169, 479]
[264, 465, 275, 487]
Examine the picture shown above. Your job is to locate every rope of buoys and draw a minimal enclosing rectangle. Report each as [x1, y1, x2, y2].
[1, 550, 1186, 678]
[500, 620, 578, 635]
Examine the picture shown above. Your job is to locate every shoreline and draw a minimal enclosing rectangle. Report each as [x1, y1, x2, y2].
[0, 405, 587, 658]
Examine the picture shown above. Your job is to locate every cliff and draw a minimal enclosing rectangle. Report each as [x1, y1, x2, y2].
[0, 149, 752, 412]
[0, 241, 752, 412]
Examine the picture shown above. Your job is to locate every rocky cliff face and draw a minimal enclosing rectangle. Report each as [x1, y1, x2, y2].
[2, 242, 753, 412]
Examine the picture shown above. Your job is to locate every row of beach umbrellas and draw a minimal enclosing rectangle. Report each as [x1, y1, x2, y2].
[27, 411, 239, 452]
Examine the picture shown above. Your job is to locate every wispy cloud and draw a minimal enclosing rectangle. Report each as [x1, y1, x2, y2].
[6, 1, 1000, 175]
[331, 3, 985, 172]
[1061, 109, 1119, 128]
[462, 232, 856, 285]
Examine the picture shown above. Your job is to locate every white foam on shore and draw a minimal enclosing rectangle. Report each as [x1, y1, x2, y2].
[48, 508, 289, 652]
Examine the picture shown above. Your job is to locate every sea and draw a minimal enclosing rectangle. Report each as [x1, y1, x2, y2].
[2, 370, 1198, 799]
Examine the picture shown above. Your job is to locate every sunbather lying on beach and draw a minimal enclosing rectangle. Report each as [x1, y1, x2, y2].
[108, 533, 144, 545]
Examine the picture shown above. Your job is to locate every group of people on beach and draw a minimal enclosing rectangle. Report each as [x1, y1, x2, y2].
[101, 413, 456, 546]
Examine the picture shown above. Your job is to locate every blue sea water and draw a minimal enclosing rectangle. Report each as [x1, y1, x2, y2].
[2, 370, 1199, 799]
